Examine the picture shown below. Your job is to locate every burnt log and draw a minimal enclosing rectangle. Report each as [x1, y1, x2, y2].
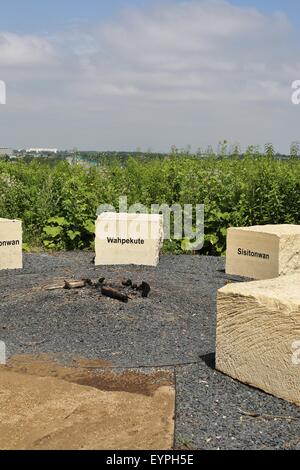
[101, 286, 129, 303]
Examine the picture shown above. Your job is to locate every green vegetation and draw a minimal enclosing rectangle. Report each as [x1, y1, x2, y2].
[1, 147, 300, 255]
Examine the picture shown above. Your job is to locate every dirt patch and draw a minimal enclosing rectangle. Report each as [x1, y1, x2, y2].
[74, 369, 172, 396]
[0, 370, 175, 450]
[72, 357, 113, 368]
[0, 355, 175, 450]
[4, 354, 173, 396]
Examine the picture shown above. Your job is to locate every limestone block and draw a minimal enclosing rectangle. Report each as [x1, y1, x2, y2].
[95, 213, 164, 266]
[226, 224, 300, 279]
[216, 275, 300, 405]
[0, 218, 22, 270]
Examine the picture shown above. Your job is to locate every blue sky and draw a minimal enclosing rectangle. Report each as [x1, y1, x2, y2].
[0, 0, 298, 33]
[1, 0, 300, 152]
[233, 0, 299, 22]
[0, 0, 151, 33]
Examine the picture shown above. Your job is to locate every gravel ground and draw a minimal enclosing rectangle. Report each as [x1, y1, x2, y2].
[0, 252, 299, 450]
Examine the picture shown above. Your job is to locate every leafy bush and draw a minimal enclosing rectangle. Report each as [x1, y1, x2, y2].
[0, 150, 300, 255]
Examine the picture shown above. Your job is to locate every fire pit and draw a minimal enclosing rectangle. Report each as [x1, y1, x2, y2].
[45, 278, 151, 303]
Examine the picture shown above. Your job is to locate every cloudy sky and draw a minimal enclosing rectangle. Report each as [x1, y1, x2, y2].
[0, 0, 300, 152]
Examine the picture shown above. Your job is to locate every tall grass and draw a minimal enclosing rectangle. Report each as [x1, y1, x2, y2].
[0, 150, 299, 254]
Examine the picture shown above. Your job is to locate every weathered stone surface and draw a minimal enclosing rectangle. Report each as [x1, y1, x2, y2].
[95, 213, 164, 266]
[216, 275, 300, 405]
[0, 218, 22, 270]
[226, 224, 300, 279]
[0, 369, 175, 450]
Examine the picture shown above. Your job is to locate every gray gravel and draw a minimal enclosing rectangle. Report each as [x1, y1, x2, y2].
[0, 252, 299, 450]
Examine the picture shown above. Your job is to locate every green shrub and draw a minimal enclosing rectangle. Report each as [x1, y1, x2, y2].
[0, 150, 300, 255]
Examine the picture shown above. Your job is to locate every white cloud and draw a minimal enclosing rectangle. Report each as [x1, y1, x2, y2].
[0, 0, 299, 151]
[52, 0, 293, 103]
[0, 32, 57, 66]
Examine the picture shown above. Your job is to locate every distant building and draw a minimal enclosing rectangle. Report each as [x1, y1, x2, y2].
[66, 155, 98, 168]
[0, 148, 13, 156]
[26, 148, 58, 154]
[8, 155, 18, 162]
